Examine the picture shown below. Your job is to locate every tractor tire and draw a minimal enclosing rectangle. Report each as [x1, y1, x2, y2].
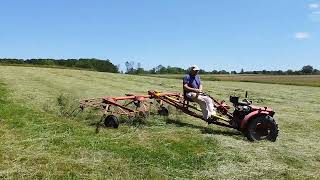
[246, 115, 278, 142]
[104, 115, 119, 128]
[158, 107, 169, 116]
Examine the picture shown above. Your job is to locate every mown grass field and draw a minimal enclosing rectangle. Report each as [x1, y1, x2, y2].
[0, 66, 320, 179]
[149, 74, 320, 87]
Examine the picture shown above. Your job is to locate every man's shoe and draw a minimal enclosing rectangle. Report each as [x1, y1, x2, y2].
[206, 117, 217, 124]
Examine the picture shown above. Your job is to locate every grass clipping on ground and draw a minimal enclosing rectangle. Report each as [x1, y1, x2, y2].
[0, 66, 320, 179]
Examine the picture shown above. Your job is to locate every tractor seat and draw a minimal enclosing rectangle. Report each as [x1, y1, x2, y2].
[183, 94, 195, 109]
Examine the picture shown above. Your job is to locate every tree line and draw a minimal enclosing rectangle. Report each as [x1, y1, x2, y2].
[1, 58, 318, 75]
[237, 65, 320, 75]
[0, 58, 119, 73]
[124, 61, 320, 75]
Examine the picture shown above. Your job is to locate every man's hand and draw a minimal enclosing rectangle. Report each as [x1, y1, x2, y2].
[195, 89, 202, 93]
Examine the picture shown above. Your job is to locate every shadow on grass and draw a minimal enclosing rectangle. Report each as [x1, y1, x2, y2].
[166, 118, 242, 137]
[86, 114, 242, 138]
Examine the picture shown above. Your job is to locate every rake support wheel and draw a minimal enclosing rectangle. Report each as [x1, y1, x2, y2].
[158, 107, 169, 116]
[104, 115, 120, 128]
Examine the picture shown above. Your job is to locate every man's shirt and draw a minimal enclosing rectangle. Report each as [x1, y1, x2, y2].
[183, 74, 201, 91]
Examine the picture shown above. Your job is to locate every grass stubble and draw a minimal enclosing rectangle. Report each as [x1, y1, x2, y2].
[0, 66, 320, 179]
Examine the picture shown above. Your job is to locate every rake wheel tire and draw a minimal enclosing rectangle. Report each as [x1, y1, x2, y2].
[246, 115, 278, 142]
[158, 107, 169, 116]
[104, 115, 119, 128]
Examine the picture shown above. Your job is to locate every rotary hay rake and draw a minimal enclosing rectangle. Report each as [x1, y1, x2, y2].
[79, 90, 279, 142]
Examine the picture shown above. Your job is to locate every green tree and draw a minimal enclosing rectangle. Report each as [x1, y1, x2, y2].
[301, 65, 314, 74]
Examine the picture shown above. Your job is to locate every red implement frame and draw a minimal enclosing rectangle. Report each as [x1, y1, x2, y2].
[80, 90, 236, 129]
[80, 94, 154, 117]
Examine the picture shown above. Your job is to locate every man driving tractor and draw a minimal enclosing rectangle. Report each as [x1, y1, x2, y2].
[183, 65, 217, 120]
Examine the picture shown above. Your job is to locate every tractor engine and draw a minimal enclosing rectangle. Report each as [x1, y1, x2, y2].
[233, 104, 252, 121]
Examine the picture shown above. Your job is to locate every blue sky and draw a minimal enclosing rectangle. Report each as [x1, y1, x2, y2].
[0, 0, 319, 71]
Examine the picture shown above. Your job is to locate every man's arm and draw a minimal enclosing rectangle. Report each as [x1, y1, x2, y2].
[183, 83, 201, 93]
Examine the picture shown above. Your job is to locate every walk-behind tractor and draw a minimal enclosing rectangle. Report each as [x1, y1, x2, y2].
[79, 90, 279, 142]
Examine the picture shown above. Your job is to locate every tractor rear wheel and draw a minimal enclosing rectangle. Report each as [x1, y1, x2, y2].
[246, 115, 278, 142]
[104, 115, 119, 128]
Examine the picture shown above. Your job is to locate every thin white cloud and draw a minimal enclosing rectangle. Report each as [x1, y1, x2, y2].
[294, 32, 311, 40]
[309, 11, 320, 22]
[309, 3, 320, 9]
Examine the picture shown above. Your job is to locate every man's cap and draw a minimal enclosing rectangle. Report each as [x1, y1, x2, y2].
[190, 65, 200, 71]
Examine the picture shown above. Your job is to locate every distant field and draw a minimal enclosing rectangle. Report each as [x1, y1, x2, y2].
[148, 74, 320, 87]
[0, 66, 320, 179]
